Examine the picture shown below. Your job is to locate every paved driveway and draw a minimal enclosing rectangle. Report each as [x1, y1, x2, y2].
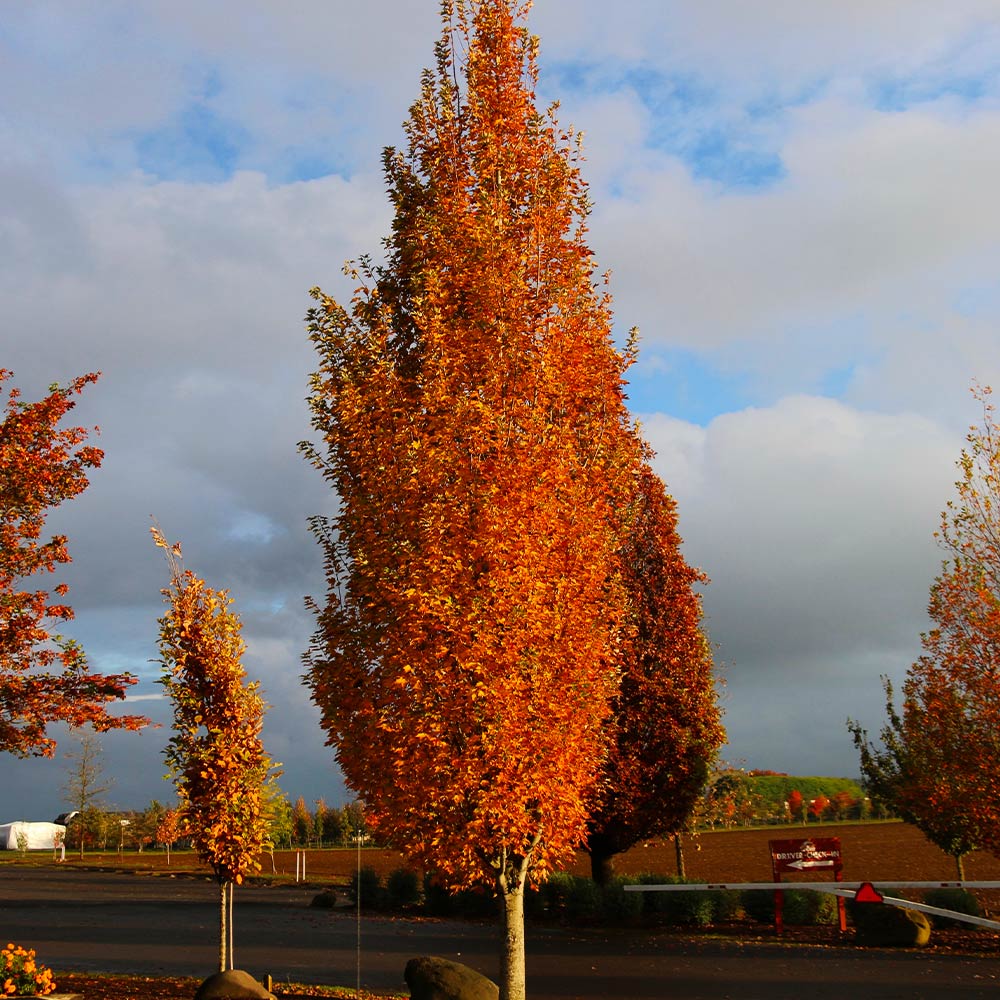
[2, 867, 999, 998]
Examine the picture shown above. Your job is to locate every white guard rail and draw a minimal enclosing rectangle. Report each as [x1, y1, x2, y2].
[624, 880, 1000, 931]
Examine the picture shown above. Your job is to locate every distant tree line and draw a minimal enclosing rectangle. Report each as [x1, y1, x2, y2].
[60, 793, 372, 855]
[696, 770, 879, 829]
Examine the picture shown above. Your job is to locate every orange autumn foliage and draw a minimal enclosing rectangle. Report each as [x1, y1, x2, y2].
[154, 532, 274, 888]
[303, 0, 642, 902]
[0, 370, 145, 757]
[154, 528, 277, 972]
[901, 384, 1000, 857]
[853, 384, 1000, 873]
[586, 465, 724, 880]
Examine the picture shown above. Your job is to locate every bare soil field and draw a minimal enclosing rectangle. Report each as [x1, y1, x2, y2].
[53, 820, 1000, 903]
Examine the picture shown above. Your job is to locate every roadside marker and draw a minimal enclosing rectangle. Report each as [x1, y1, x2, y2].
[854, 881, 883, 904]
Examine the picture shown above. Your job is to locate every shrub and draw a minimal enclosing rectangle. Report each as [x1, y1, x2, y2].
[711, 890, 744, 923]
[421, 875, 454, 917]
[420, 876, 494, 919]
[741, 889, 776, 923]
[634, 874, 714, 926]
[386, 867, 421, 908]
[450, 886, 495, 919]
[560, 876, 602, 920]
[783, 890, 839, 925]
[598, 876, 644, 923]
[923, 888, 981, 928]
[537, 872, 575, 919]
[347, 865, 384, 908]
[742, 888, 838, 925]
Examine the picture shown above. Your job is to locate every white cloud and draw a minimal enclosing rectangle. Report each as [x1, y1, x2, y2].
[644, 396, 961, 772]
[6, 0, 1000, 814]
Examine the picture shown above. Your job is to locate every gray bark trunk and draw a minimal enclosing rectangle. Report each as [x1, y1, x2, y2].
[218, 880, 228, 972]
[497, 860, 529, 1000]
[228, 881, 235, 970]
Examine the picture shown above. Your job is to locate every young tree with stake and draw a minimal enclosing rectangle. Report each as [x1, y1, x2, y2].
[154, 528, 277, 973]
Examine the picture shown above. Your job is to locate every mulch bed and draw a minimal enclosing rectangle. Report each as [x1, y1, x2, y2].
[53, 975, 399, 1000]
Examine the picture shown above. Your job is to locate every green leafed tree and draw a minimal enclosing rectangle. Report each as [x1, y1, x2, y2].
[300, 3, 645, 996]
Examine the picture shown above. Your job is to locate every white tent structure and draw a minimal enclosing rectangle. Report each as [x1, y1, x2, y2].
[0, 821, 66, 850]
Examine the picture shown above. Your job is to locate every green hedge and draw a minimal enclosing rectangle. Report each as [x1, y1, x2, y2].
[923, 888, 981, 928]
[742, 888, 840, 925]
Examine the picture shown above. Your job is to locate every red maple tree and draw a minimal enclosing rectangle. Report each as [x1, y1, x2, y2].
[586, 464, 724, 883]
[302, 3, 643, 995]
[0, 370, 145, 757]
[787, 789, 804, 821]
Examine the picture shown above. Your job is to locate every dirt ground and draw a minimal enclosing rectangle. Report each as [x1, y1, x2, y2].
[63, 820, 1000, 892]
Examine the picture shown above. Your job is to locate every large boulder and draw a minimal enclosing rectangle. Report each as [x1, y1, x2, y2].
[193, 970, 276, 1000]
[404, 956, 499, 1000]
[852, 903, 931, 947]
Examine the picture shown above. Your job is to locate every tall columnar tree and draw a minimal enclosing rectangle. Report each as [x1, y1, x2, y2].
[585, 465, 724, 884]
[154, 529, 277, 973]
[0, 370, 145, 756]
[291, 795, 312, 847]
[301, 3, 644, 996]
[850, 383, 1000, 875]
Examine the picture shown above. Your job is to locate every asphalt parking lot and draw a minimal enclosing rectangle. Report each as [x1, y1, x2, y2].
[2, 867, 1000, 999]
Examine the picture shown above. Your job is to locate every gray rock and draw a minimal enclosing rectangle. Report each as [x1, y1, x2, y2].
[404, 956, 500, 1000]
[852, 903, 932, 947]
[193, 970, 276, 1000]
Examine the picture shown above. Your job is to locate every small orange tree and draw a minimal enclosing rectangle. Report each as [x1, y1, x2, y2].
[1, 370, 145, 756]
[154, 529, 277, 973]
[156, 807, 182, 865]
[302, 3, 643, 996]
[852, 384, 1000, 875]
[585, 465, 724, 883]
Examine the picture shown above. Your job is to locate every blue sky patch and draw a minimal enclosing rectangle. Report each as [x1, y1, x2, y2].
[546, 58, 788, 191]
[135, 103, 249, 182]
[627, 347, 754, 424]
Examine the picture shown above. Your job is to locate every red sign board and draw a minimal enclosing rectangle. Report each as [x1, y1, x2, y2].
[769, 837, 843, 878]
[768, 837, 846, 935]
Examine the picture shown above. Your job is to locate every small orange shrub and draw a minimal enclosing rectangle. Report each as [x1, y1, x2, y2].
[0, 944, 55, 996]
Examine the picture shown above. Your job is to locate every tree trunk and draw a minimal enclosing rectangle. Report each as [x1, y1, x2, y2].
[497, 860, 529, 1000]
[589, 849, 615, 885]
[218, 880, 228, 973]
[228, 881, 235, 970]
[955, 852, 966, 881]
[674, 833, 686, 880]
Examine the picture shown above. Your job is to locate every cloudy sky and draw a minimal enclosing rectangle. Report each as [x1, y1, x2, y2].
[5, 1, 1000, 822]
